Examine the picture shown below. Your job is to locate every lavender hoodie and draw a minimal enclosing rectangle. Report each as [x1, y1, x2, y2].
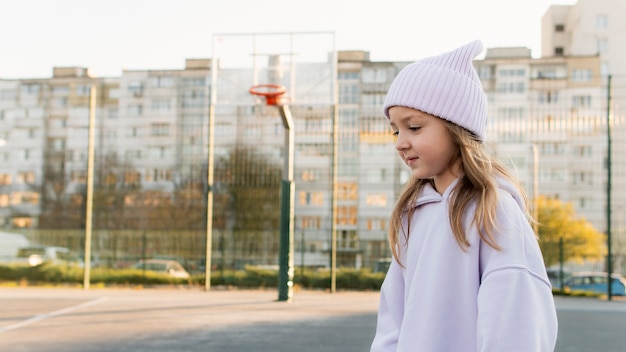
[370, 179, 558, 351]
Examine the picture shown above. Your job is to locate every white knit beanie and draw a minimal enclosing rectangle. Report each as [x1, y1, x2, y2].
[383, 40, 487, 141]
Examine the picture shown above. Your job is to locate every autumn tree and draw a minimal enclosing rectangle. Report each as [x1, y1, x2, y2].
[215, 145, 282, 265]
[537, 196, 605, 267]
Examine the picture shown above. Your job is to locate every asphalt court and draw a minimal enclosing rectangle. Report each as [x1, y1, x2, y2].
[0, 287, 380, 352]
[2, 287, 626, 352]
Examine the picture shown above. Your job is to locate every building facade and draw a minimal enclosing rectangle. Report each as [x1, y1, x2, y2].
[0, 0, 625, 271]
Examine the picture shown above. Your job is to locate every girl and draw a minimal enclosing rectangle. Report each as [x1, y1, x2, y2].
[370, 40, 558, 351]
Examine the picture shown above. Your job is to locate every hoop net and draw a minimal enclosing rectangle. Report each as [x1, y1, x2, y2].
[249, 84, 287, 106]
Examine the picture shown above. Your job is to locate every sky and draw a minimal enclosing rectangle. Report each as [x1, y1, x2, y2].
[0, 0, 578, 79]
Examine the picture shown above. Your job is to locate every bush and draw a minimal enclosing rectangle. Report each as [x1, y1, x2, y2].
[0, 263, 386, 290]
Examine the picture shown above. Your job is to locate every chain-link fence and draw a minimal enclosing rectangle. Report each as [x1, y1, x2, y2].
[0, 60, 625, 290]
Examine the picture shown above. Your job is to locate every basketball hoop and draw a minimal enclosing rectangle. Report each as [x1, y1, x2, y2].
[249, 84, 287, 106]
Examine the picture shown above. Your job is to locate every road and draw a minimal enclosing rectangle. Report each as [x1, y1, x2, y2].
[0, 287, 625, 351]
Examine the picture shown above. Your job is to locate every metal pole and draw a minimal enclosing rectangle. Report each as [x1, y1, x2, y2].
[83, 86, 96, 290]
[531, 145, 539, 235]
[559, 237, 564, 289]
[205, 38, 218, 291]
[606, 75, 613, 300]
[278, 105, 295, 301]
[330, 105, 338, 293]
[329, 42, 339, 293]
[300, 231, 305, 279]
[205, 103, 215, 291]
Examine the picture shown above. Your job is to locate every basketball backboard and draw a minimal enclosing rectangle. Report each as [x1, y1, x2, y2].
[210, 31, 336, 107]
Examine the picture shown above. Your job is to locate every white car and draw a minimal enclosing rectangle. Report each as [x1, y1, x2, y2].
[133, 259, 190, 279]
[16, 246, 74, 267]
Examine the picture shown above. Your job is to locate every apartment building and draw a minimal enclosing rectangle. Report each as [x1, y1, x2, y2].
[0, 0, 624, 270]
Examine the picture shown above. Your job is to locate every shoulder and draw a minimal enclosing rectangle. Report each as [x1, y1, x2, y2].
[495, 178, 528, 215]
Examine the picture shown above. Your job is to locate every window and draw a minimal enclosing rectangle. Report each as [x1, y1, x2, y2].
[145, 168, 172, 182]
[338, 230, 359, 249]
[151, 123, 169, 136]
[150, 76, 175, 88]
[70, 171, 86, 183]
[573, 145, 592, 157]
[128, 81, 144, 96]
[301, 169, 320, 182]
[76, 84, 91, 96]
[538, 91, 559, 104]
[299, 191, 323, 206]
[51, 138, 65, 150]
[150, 146, 167, 159]
[572, 95, 592, 107]
[128, 104, 143, 116]
[151, 99, 171, 111]
[366, 169, 387, 183]
[572, 171, 593, 185]
[52, 85, 70, 95]
[555, 47, 564, 56]
[52, 98, 67, 108]
[337, 182, 357, 200]
[601, 62, 610, 77]
[12, 217, 33, 228]
[339, 83, 359, 104]
[125, 150, 141, 160]
[367, 218, 387, 231]
[124, 172, 141, 186]
[571, 69, 592, 82]
[12, 191, 39, 204]
[17, 171, 35, 184]
[597, 39, 608, 53]
[596, 14, 608, 29]
[0, 174, 11, 185]
[301, 216, 321, 230]
[555, 24, 565, 32]
[338, 207, 357, 226]
[128, 127, 141, 137]
[362, 68, 387, 83]
[0, 90, 16, 100]
[366, 194, 387, 206]
[21, 84, 40, 96]
[0, 194, 8, 206]
[182, 78, 206, 87]
[479, 65, 492, 79]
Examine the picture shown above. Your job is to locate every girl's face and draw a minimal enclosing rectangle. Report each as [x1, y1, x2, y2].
[389, 106, 459, 194]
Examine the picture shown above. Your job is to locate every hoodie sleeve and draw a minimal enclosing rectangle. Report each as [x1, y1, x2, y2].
[476, 190, 558, 352]
[370, 259, 405, 352]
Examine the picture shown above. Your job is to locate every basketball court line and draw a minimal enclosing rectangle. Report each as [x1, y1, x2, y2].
[0, 296, 108, 333]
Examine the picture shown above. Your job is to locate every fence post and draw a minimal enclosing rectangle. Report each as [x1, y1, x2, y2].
[606, 75, 613, 300]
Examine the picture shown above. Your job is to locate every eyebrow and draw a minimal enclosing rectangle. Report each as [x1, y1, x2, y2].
[390, 113, 426, 127]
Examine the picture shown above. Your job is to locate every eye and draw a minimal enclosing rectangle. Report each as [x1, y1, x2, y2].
[409, 126, 421, 132]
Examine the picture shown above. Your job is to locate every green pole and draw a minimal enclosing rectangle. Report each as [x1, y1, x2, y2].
[277, 105, 295, 302]
[278, 179, 294, 301]
[559, 237, 564, 289]
[606, 75, 613, 300]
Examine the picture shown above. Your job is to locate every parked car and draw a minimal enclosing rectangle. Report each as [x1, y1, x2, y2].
[546, 268, 571, 289]
[132, 259, 190, 279]
[16, 246, 75, 267]
[562, 272, 626, 296]
[0, 232, 31, 263]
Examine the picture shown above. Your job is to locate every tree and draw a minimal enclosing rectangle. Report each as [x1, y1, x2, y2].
[215, 145, 282, 266]
[537, 196, 605, 267]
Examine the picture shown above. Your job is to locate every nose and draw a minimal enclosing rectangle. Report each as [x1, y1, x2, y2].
[395, 132, 409, 151]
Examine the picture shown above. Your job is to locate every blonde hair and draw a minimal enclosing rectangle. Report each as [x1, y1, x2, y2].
[388, 122, 531, 266]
